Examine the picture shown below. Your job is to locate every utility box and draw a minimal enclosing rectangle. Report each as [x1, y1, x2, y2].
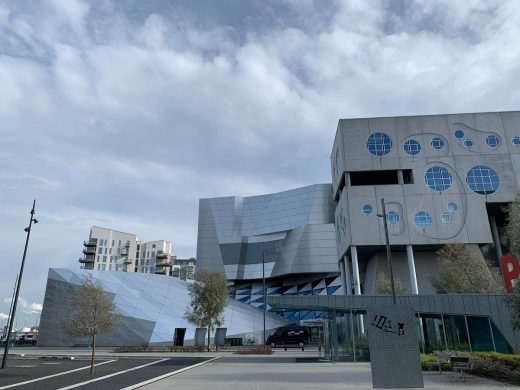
[194, 328, 207, 347]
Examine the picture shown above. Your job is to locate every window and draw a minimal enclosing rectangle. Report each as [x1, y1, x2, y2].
[455, 129, 464, 139]
[151, 251, 156, 258]
[403, 139, 421, 156]
[98, 247, 102, 254]
[362, 204, 373, 215]
[431, 137, 445, 150]
[447, 202, 458, 212]
[366, 132, 393, 156]
[118, 240, 121, 246]
[103, 255, 107, 262]
[486, 135, 500, 148]
[414, 212, 432, 228]
[112, 240, 115, 246]
[101, 264, 106, 271]
[152, 244, 156, 248]
[512, 137, 520, 146]
[104, 247, 108, 254]
[440, 213, 451, 224]
[97, 264, 101, 270]
[463, 139, 474, 148]
[109, 248, 112, 254]
[386, 211, 400, 225]
[466, 165, 500, 195]
[425, 166, 452, 191]
[350, 169, 414, 186]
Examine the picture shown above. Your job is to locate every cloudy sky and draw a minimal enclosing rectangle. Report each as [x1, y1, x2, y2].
[1, 0, 519, 324]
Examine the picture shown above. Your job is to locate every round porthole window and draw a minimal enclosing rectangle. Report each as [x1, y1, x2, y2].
[366, 133, 393, 156]
[386, 211, 400, 225]
[486, 135, 500, 148]
[455, 129, 465, 139]
[425, 166, 452, 192]
[431, 137, 445, 150]
[403, 139, 421, 156]
[447, 202, 458, 212]
[413, 211, 432, 229]
[440, 213, 451, 224]
[466, 165, 500, 195]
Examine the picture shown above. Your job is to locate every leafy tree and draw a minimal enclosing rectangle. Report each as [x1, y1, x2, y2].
[505, 193, 520, 329]
[61, 276, 120, 374]
[431, 244, 503, 294]
[184, 270, 228, 351]
[376, 272, 407, 294]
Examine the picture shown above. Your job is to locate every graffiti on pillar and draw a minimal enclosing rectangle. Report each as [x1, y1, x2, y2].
[500, 254, 520, 293]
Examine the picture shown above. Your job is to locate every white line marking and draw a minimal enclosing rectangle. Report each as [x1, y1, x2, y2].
[0, 360, 117, 389]
[120, 357, 221, 390]
[56, 358, 169, 390]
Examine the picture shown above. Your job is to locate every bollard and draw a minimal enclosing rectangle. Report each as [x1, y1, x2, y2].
[284, 345, 287, 351]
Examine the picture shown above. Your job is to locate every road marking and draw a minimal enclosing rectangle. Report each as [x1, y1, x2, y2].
[56, 358, 169, 389]
[0, 360, 117, 389]
[120, 357, 221, 390]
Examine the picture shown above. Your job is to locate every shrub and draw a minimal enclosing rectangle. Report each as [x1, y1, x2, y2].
[234, 346, 273, 355]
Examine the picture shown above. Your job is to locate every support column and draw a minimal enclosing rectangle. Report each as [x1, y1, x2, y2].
[397, 170, 404, 185]
[351, 246, 361, 295]
[339, 259, 347, 295]
[489, 217, 503, 260]
[344, 256, 352, 295]
[406, 245, 419, 294]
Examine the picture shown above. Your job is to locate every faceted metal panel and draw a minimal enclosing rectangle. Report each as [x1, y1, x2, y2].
[38, 269, 291, 347]
[197, 184, 338, 280]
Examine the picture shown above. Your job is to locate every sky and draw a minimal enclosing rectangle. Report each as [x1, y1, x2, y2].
[1, 0, 520, 327]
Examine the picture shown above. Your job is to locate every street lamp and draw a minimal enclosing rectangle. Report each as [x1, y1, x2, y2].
[2, 200, 38, 369]
[262, 251, 266, 347]
[377, 198, 397, 305]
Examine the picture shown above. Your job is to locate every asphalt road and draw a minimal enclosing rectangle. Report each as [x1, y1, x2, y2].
[0, 356, 210, 390]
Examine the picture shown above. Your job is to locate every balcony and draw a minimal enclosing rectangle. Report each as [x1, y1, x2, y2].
[155, 259, 172, 268]
[154, 269, 168, 275]
[121, 248, 129, 256]
[79, 257, 94, 264]
[123, 258, 132, 265]
[83, 240, 97, 247]
[156, 251, 169, 260]
[83, 247, 96, 255]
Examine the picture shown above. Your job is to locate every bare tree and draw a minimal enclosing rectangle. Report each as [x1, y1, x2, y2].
[431, 244, 503, 294]
[376, 272, 407, 294]
[184, 270, 228, 351]
[61, 276, 120, 374]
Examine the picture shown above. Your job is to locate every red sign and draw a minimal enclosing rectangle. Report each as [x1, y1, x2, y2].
[500, 254, 520, 293]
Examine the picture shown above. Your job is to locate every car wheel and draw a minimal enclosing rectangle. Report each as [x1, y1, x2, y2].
[298, 342, 304, 348]
[270, 342, 275, 348]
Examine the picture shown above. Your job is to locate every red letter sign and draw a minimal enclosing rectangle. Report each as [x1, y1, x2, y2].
[500, 254, 520, 293]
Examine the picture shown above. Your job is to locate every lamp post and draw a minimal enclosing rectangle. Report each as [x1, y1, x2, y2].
[262, 251, 266, 347]
[2, 200, 38, 369]
[377, 198, 396, 305]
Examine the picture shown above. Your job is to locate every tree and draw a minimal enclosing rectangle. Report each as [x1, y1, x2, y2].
[504, 193, 520, 329]
[61, 276, 120, 374]
[376, 272, 407, 294]
[184, 270, 228, 351]
[431, 244, 503, 294]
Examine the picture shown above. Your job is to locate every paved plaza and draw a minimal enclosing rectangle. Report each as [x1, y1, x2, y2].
[0, 348, 515, 389]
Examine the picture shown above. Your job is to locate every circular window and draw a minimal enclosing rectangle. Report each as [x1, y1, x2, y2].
[366, 133, 393, 156]
[486, 135, 500, 148]
[466, 165, 500, 195]
[512, 137, 520, 146]
[463, 139, 474, 148]
[425, 166, 453, 192]
[455, 129, 465, 139]
[362, 204, 373, 215]
[403, 139, 421, 156]
[431, 137, 445, 150]
[447, 202, 458, 212]
[386, 211, 400, 225]
[414, 211, 432, 229]
[440, 213, 451, 224]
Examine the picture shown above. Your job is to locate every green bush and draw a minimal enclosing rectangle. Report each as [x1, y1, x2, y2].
[113, 345, 206, 353]
[420, 354, 450, 371]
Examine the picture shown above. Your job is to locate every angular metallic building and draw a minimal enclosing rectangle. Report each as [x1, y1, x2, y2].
[196, 184, 342, 322]
[38, 268, 290, 347]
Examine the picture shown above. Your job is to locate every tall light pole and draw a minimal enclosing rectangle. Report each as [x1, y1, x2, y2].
[378, 198, 396, 305]
[262, 251, 266, 347]
[2, 200, 38, 369]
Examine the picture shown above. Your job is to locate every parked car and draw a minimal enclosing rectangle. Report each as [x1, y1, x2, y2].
[266, 326, 310, 348]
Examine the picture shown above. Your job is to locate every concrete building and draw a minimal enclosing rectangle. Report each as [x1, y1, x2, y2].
[79, 226, 173, 276]
[171, 257, 196, 281]
[331, 111, 520, 296]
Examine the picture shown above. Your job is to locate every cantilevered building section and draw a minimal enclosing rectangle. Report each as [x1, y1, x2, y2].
[196, 184, 341, 322]
[78, 226, 173, 275]
[331, 111, 520, 295]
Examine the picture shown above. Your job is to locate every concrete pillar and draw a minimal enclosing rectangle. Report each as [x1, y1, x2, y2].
[339, 259, 347, 295]
[344, 255, 352, 295]
[351, 246, 361, 295]
[489, 217, 503, 260]
[406, 245, 419, 294]
[397, 170, 404, 185]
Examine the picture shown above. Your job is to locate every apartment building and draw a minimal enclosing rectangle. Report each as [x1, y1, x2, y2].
[79, 226, 173, 275]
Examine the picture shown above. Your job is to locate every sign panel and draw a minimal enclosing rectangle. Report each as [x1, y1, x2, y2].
[500, 254, 520, 293]
[366, 304, 423, 389]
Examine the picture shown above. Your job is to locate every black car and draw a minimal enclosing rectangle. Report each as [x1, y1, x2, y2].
[266, 326, 310, 348]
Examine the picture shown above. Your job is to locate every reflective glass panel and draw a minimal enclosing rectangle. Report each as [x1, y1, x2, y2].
[366, 133, 393, 156]
[466, 165, 500, 195]
[425, 166, 452, 191]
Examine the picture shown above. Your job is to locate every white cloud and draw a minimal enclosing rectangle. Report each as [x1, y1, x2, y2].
[4, 297, 42, 314]
[1, 0, 520, 316]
